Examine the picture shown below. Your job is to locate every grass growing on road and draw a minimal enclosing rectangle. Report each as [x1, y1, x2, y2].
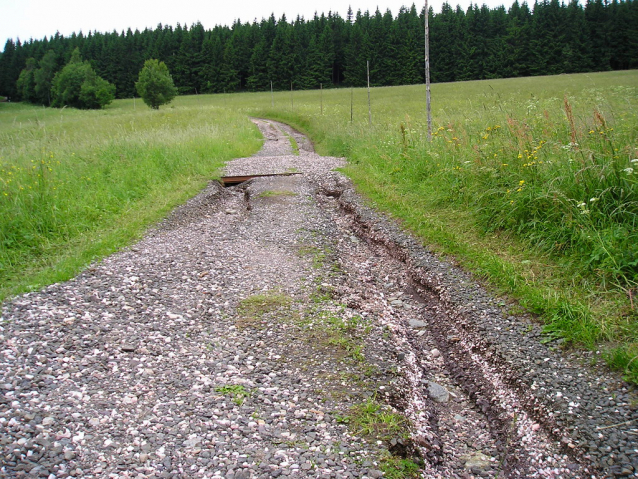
[0, 99, 261, 301]
[214, 384, 251, 406]
[235, 291, 294, 327]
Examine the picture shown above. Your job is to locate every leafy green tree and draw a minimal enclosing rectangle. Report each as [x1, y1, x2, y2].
[52, 48, 115, 109]
[135, 59, 177, 109]
[80, 75, 116, 108]
[34, 50, 57, 105]
[16, 57, 38, 102]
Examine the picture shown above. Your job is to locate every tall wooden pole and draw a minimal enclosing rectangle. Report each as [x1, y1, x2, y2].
[350, 87, 354, 123]
[424, 0, 432, 141]
[367, 60, 372, 126]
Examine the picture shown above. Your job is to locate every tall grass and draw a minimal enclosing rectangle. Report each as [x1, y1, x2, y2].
[0, 98, 262, 299]
[229, 71, 638, 382]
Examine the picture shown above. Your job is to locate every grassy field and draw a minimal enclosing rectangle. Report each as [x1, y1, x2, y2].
[1, 71, 637, 382]
[238, 71, 638, 382]
[0, 98, 262, 299]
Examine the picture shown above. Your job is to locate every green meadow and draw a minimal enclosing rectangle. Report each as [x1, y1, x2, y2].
[1, 71, 637, 382]
[0, 99, 262, 299]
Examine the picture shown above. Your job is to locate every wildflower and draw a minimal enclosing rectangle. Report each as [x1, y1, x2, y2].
[517, 188, 523, 192]
[631, 159, 638, 163]
[519, 180, 525, 186]
[517, 154, 523, 159]
[589, 197, 599, 203]
[624, 167, 634, 175]
[577, 202, 586, 208]
[482, 135, 488, 140]
[580, 210, 590, 215]
[502, 163, 508, 167]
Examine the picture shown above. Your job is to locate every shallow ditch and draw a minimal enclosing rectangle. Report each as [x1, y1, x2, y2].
[311, 172, 638, 478]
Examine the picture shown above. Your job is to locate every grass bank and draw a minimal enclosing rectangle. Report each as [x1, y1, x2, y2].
[0, 98, 262, 300]
[238, 71, 638, 383]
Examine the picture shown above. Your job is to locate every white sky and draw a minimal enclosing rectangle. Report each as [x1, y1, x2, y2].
[1, 0, 508, 47]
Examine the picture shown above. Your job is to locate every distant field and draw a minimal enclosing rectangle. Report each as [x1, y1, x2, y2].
[1, 70, 637, 382]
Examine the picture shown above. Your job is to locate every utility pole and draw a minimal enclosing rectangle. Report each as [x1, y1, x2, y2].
[367, 61, 372, 126]
[350, 87, 354, 123]
[425, 0, 432, 141]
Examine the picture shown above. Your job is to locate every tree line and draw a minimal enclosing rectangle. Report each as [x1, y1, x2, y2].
[1, 0, 637, 103]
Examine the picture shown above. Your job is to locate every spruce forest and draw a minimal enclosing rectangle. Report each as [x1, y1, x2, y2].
[1, 0, 637, 103]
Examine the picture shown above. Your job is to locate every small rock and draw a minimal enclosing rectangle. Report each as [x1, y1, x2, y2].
[427, 382, 449, 403]
[462, 452, 492, 471]
[121, 344, 136, 353]
[42, 417, 55, 426]
[431, 349, 441, 358]
[408, 318, 427, 328]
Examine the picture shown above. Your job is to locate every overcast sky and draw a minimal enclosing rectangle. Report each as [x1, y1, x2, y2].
[1, 0, 509, 47]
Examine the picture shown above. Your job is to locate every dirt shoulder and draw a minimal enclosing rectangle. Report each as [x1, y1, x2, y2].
[1, 119, 636, 478]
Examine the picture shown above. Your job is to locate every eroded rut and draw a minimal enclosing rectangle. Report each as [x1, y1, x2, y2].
[1, 120, 636, 479]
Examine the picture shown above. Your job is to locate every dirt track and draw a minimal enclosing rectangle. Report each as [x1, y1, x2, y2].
[1, 119, 637, 478]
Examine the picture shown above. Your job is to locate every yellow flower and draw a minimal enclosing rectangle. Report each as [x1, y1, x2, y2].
[519, 180, 525, 185]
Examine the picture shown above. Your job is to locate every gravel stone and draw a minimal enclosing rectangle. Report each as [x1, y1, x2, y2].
[427, 382, 450, 403]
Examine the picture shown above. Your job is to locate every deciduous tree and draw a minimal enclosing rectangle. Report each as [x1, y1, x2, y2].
[135, 59, 177, 109]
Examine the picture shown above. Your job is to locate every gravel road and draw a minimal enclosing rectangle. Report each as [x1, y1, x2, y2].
[1, 119, 637, 478]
